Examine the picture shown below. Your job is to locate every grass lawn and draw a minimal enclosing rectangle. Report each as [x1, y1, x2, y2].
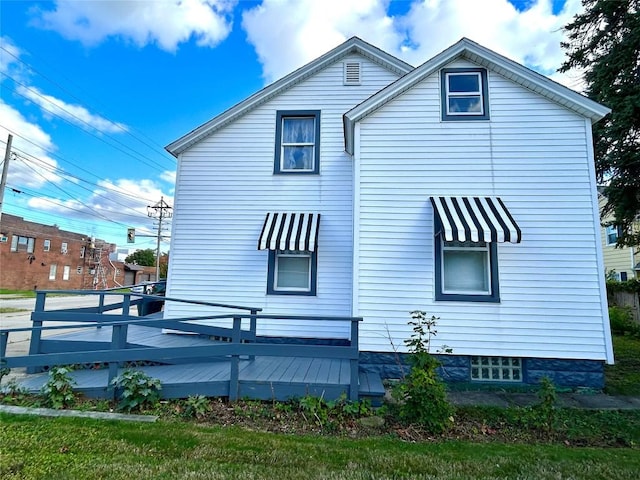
[605, 335, 640, 395]
[1, 413, 639, 480]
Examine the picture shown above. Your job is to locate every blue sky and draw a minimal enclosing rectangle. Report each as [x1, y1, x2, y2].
[0, 0, 583, 252]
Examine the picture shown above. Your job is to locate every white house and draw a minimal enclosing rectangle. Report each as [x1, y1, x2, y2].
[165, 37, 613, 388]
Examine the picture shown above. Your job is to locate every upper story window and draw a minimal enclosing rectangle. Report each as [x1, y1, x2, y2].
[274, 110, 320, 174]
[61, 242, 68, 254]
[441, 68, 489, 121]
[43, 239, 51, 252]
[80, 246, 86, 258]
[605, 225, 622, 245]
[10, 235, 35, 253]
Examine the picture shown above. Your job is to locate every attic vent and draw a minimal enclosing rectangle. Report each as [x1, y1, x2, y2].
[344, 62, 361, 85]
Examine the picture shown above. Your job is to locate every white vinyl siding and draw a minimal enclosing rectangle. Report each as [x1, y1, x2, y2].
[166, 54, 401, 338]
[354, 60, 610, 362]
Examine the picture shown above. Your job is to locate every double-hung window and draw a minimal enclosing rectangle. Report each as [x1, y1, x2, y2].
[605, 225, 622, 245]
[43, 239, 51, 252]
[274, 111, 320, 174]
[441, 68, 489, 121]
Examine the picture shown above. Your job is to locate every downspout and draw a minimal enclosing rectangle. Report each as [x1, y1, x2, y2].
[109, 257, 123, 287]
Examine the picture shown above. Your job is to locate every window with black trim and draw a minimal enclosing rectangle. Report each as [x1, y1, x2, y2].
[274, 110, 320, 174]
[267, 250, 317, 295]
[441, 68, 489, 121]
[435, 237, 499, 302]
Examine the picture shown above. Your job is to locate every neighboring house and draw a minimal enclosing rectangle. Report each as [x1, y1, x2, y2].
[0, 213, 121, 290]
[598, 192, 639, 281]
[164, 37, 613, 388]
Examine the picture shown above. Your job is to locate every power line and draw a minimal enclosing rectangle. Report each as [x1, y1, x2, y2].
[0, 44, 174, 162]
[1, 74, 170, 171]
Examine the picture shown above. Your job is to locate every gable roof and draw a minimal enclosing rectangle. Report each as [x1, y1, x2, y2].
[166, 37, 414, 157]
[343, 37, 611, 154]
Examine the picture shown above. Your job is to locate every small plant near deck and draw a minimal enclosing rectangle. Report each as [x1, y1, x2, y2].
[40, 366, 76, 409]
[393, 311, 454, 433]
[297, 393, 373, 428]
[182, 395, 210, 419]
[111, 369, 161, 412]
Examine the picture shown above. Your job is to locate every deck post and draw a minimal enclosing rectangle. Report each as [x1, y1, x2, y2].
[107, 296, 131, 399]
[97, 292, 105, 329]
[27, 292, 47, 374]
[229, 315, 241, 401]
[349, 319, 360, 401]
[0, 331, 7, 359]
[248, 309, 258, 361]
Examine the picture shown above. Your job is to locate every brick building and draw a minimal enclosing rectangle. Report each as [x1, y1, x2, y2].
[0, 213, 155, 291]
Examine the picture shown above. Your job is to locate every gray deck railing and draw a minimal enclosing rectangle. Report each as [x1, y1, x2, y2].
[0, 290, 363, 400]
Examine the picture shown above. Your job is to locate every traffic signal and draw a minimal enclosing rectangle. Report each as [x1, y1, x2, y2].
[127, 228, 135, 243]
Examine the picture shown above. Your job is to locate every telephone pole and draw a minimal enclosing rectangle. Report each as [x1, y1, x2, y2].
[147, 196, 172, 281]
[0, 134, 13, 222]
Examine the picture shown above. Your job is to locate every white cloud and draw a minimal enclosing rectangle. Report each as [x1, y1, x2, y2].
[31, 0, 236, 51]
[0, 100, 62, 189]
[0, 36, 28, 82]
[242, 0, 585, 90]
[17, 85, 128, 134]
[242, 0, 405, 83]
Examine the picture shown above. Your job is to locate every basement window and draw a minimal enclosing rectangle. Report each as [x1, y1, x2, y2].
[471, 356, 522, 382]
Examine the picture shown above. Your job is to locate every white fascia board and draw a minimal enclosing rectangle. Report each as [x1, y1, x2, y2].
[343, 38, 611, 154]
[166, 37, 413, 157]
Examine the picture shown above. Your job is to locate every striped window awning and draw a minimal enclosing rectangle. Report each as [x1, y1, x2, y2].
[430, 197, 522, 243]
[258, 213, 320, 251]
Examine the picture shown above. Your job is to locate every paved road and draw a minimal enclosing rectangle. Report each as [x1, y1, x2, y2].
[0, 294, 127, 357]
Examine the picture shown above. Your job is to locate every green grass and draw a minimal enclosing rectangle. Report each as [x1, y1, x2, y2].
[605, 335, 640, 395]
[0, 289, 36, 298]
[0, 307, 29, 314]
[1, 413, 638, 480]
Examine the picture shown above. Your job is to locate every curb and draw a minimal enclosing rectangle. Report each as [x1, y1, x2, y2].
[0, 404, 158, 422]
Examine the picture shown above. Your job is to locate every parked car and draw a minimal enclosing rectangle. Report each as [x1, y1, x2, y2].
[130, 282, 154, 294]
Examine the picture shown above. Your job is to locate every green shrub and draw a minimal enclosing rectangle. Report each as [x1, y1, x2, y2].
[183, 395, 210, 419]
[40, 366, 76, 409]
[609, 306, 640, 336]
[393, 311, 454, 433]
[111, 369, 161, 412]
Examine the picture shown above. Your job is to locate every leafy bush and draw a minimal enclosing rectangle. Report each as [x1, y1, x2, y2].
[297, 393, 373, 428]
[111, 369, 161, 412]
[609, 306, 640, 336]
[393, 311, 454, 433]
[40, 366, 76, 409]
[183, 395, 210, 419]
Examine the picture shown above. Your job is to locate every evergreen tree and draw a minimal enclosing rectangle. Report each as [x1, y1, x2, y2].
[560, 0, 640, 246]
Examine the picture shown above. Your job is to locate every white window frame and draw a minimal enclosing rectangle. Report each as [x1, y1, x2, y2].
[441, 240, 491, 295]
[61, 242, 68, 254]
[11, 235, 35, 253]
[274, 251, 312, 292]
[43, 239, 51, 252]
[605, 225, 620, 245]
[49, 264, 57, 280]
[63, 265, 70, 281]
[80, 246, 86, 258]
[445, 71, 484, 116]
[280, 117, 316, 172]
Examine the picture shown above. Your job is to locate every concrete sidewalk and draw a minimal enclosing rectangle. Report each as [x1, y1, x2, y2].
[447, 390, 640, 410]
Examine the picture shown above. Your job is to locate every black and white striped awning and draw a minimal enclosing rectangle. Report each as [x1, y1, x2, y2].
[430, 197, 522, 243]
[258, 213, 320, 251]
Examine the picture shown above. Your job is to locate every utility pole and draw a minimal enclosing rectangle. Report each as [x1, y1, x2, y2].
[0, 134, 13, 222]
[147, 196, 172, 281]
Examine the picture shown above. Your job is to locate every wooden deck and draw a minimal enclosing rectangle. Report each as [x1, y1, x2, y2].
[15, 354, 384, 402]
[1, 290, 384, 404]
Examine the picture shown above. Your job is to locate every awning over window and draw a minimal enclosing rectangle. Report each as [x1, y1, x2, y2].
[430, 197, 522, 243]
[258, 213, 320, 251]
